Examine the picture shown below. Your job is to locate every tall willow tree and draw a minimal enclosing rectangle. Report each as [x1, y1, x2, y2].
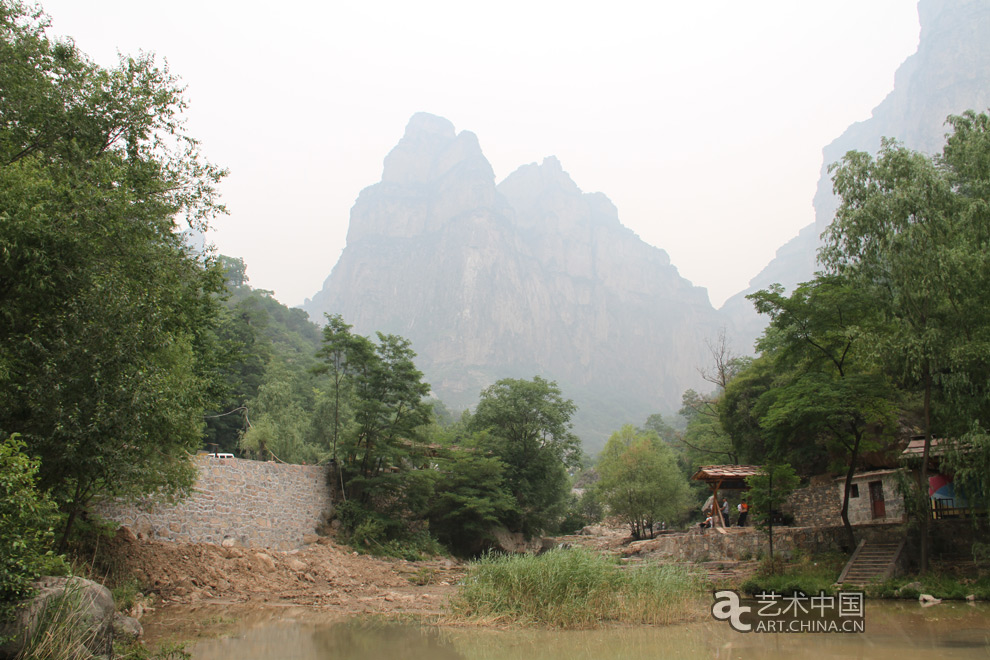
[0, 2, 228, 543]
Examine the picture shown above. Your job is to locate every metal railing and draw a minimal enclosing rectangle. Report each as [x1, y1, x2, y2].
[930, 497, 985, 520]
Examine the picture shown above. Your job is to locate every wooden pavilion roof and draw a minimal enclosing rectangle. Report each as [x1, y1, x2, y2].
[691, 465, 761, 489]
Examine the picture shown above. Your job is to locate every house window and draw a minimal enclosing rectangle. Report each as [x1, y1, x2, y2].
[850, 484, 859, 498]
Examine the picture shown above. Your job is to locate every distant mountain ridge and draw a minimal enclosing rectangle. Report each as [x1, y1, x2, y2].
[721, 0, 990, 354]
[304, 113, 720, 449]
[302, 1, 990, 448]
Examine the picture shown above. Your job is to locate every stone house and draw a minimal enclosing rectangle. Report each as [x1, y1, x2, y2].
[838, 469, 906, 524]
[785, 470, 907, 527]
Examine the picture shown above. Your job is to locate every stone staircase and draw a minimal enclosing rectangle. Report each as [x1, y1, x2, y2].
[836, 539, 904, 586]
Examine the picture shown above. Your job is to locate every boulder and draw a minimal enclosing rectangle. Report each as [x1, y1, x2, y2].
[112, 612, 143, 641]
[490, 528, 543, 554]
[0, 576, 136, 659]
[253, 552, 277, 571]
[895, 581, 922, 597]
[580, 524, 608, 536]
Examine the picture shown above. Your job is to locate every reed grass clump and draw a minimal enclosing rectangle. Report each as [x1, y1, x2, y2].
[448, 548, 703, 628]
[15, 584, 105, 660]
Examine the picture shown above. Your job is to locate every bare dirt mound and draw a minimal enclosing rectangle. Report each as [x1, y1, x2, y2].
[100, 528, 465, 616]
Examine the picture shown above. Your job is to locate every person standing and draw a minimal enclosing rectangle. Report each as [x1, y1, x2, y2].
[737, 500, 749, 527]
[721, 498, 730, 526]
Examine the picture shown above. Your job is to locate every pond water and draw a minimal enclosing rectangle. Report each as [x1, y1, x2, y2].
[144, 602, 990, 660]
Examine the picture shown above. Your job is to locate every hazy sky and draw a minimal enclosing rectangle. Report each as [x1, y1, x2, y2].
[40, 1, 921, 309]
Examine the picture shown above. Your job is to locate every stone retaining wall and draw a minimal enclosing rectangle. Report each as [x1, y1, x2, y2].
[635, 522, 908, 563]
[94, 456, 333, 550]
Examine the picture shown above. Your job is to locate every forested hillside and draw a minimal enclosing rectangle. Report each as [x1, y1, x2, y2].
[204, 257, 326, 458]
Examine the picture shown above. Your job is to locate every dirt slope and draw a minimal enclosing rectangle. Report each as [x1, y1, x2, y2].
[101, 528, 465, 616]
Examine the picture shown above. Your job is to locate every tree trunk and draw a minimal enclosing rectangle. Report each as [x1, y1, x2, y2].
[840, 429, 863, 551]
[919, 367, 932, 574]
[59, 506, 79, 552]
[767, 472, 775, 568]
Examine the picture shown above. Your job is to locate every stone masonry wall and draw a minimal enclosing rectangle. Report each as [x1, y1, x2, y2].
[784, 477, 843, 528]
[95, 456, 333, 550]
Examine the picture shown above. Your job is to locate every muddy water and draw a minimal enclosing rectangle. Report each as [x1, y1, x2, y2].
[143, 602, 990, 659]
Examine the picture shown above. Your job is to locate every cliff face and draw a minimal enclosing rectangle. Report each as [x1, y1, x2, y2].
[721, 0, 990, 354]
[304, 113, 719, 448]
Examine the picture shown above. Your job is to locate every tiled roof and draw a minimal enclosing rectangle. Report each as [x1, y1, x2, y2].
[900, 437, 948, 457]
[691, 465, 762, 481]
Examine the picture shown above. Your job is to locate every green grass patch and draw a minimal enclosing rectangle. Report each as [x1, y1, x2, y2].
[740, 552, 847, 597]
[111, 578, 144, 613]
[447, 548, 703, 628]
[115, 641, 192, 660]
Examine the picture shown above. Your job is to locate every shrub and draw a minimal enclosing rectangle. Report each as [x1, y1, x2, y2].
[741, 551, 846, 597]
[334, 498, 445, 560]
[0, 435, 66, 627]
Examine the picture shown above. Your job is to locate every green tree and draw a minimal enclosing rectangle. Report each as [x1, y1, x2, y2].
[822, 114, 990, 570]
[641, 413, 679, 444]
[746, 463, 799, 568]
[676, 331, 751, 466]
[427, 435, 516, 555]
[719, 356, 775, 465]
[941, 428, 990, 558]
[314, 321, 432, 506]
[346, 333, 432, 483]
[749, 276, 898, 549]
[468, 377, 581, 536]
[596, 425, 689, 538]
[205, 260, 330, 456]
[239, 370, 317, 464]
[314, 314, 361, 464]
[0, 2, 227, 544]
[679, 390, 738, 465]
[219, 255, 248, 288]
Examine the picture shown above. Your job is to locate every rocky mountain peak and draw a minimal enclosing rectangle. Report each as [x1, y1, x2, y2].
[813, 0, 990, 235]
[720, 0, 990, 356]
[381, 112, 492, 187]
[304, 114, 718, 448]
[345, 114, 497, 244]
